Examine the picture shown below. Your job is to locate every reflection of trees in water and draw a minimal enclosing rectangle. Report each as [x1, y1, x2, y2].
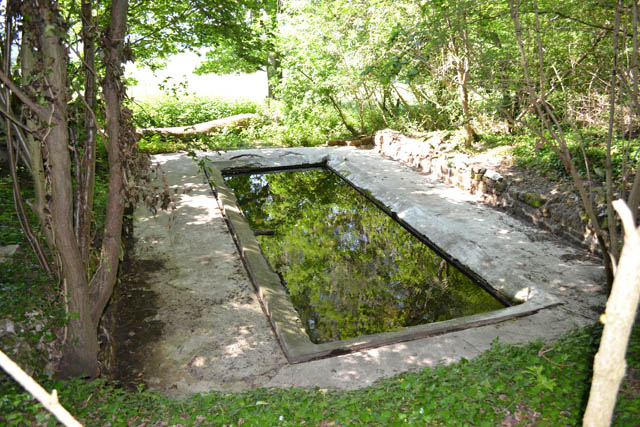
[225, 169, 504, 344]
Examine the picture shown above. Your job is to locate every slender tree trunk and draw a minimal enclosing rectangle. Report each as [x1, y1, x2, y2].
[75, 0, 98, 266]
[628, 162, 640, 220]
[37, 4, 98, 378]
[3, 0, 134, 378]
[409, 82, 430, 120]
[627, 0, 640, 222]
[508, 0, 617, 286]
[355, 94, 366, 135]
[392, 84, 419, 122]
[20, 33, 49, 240]
[605, 0, 623, 260]
[266, 54, 281, 99]
[2, 14, 52, 278]
[328, 94, 359, 136]
[88, 0, 129, 327]
[444, 8, 475, 147]
[457, 59, 475, 147]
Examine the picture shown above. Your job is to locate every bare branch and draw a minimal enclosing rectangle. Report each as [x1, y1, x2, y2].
[0, 100, 32, 134]
[509, 0, 616, 286]
[0, 350, 82, 427]
[583, 200, 640, 427]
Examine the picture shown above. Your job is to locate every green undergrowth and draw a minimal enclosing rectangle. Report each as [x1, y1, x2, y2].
[130, 96, 384, 154]
[130, 96, 263, 154]
[131, 96, 259, 129]
[0, 176, 64, 377]
[131, 95, 640, 188]
[1, 323, 638, 425]
[479, 130, 640, 183]
[0, 166, 111, 382]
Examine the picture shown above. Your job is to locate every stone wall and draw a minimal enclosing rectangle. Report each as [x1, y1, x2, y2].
[374, 129, 599, 254]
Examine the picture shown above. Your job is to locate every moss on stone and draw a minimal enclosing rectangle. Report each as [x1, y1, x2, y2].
[523, 192, 547, 208]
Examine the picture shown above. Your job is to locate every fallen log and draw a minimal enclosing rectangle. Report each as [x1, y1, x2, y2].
[136, 113, 257, 137]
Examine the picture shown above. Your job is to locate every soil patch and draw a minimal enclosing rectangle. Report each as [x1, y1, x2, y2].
[112, 258, 165, 390]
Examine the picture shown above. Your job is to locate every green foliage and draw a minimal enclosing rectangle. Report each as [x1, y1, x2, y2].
[130, 96, 258, 129]
[480, 131, 640, 182]
[277, 102, 351, 146]
[130, 95, 379, 153]
[271, 0, 638, 190]
[192, 0, 279, 77]
[0, 177, 65, 378]
[134, 130, 261, 155]
[129, 96, 269, 153]
[277, 0, 420, 137]
[128, 0, 274, 68]
[1, 323, 638, 424]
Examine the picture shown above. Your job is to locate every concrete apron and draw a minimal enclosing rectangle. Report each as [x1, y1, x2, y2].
[132, 148, 606, 398]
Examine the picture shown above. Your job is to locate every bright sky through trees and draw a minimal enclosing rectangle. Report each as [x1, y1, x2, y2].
[125, 51, 268, 100]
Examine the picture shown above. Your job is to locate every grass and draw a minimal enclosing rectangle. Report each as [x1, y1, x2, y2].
[1, 323, 638, 425]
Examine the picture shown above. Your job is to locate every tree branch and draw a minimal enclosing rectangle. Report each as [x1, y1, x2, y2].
[583, 200, 640, 427]
[0, 70, 57, 123]
[3, 14, 53, 278]
[0, 350, 82, 427]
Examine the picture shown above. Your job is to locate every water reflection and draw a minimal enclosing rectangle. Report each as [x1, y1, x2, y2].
[225, 168, 504, 344]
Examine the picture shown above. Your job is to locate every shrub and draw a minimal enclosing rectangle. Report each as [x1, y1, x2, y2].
[129, 96, 258, 129]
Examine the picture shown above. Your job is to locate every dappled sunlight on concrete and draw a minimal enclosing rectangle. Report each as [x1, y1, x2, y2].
[222, 326, 256, 358]
[125, 152, 288, 398]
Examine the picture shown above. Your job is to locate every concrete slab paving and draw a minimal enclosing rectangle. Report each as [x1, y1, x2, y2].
[126, 148, 606, 398]
[129, 153, 287, 397]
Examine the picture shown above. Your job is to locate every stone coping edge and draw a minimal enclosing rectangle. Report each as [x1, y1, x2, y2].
[205, 154, 561, 364]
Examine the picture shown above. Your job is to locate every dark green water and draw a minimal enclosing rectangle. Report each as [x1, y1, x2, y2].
[224, 168, 505, 344]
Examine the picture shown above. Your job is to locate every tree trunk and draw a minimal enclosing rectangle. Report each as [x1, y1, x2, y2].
[88, 0, 129, 328]
[508, 0, 617, 287]
[583, 200, 640, 426]
[328, 95, 359, 136]
[20, 32, 49, 242]
[458, 59, 475, 147]
[75, 0, 98, 265]
[37, 5, 98, 378]
[392, 84, 419, 123]
[626, 0, 640, 223]
[1, 8, 52, 277]
[266, 54, 282, 99]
